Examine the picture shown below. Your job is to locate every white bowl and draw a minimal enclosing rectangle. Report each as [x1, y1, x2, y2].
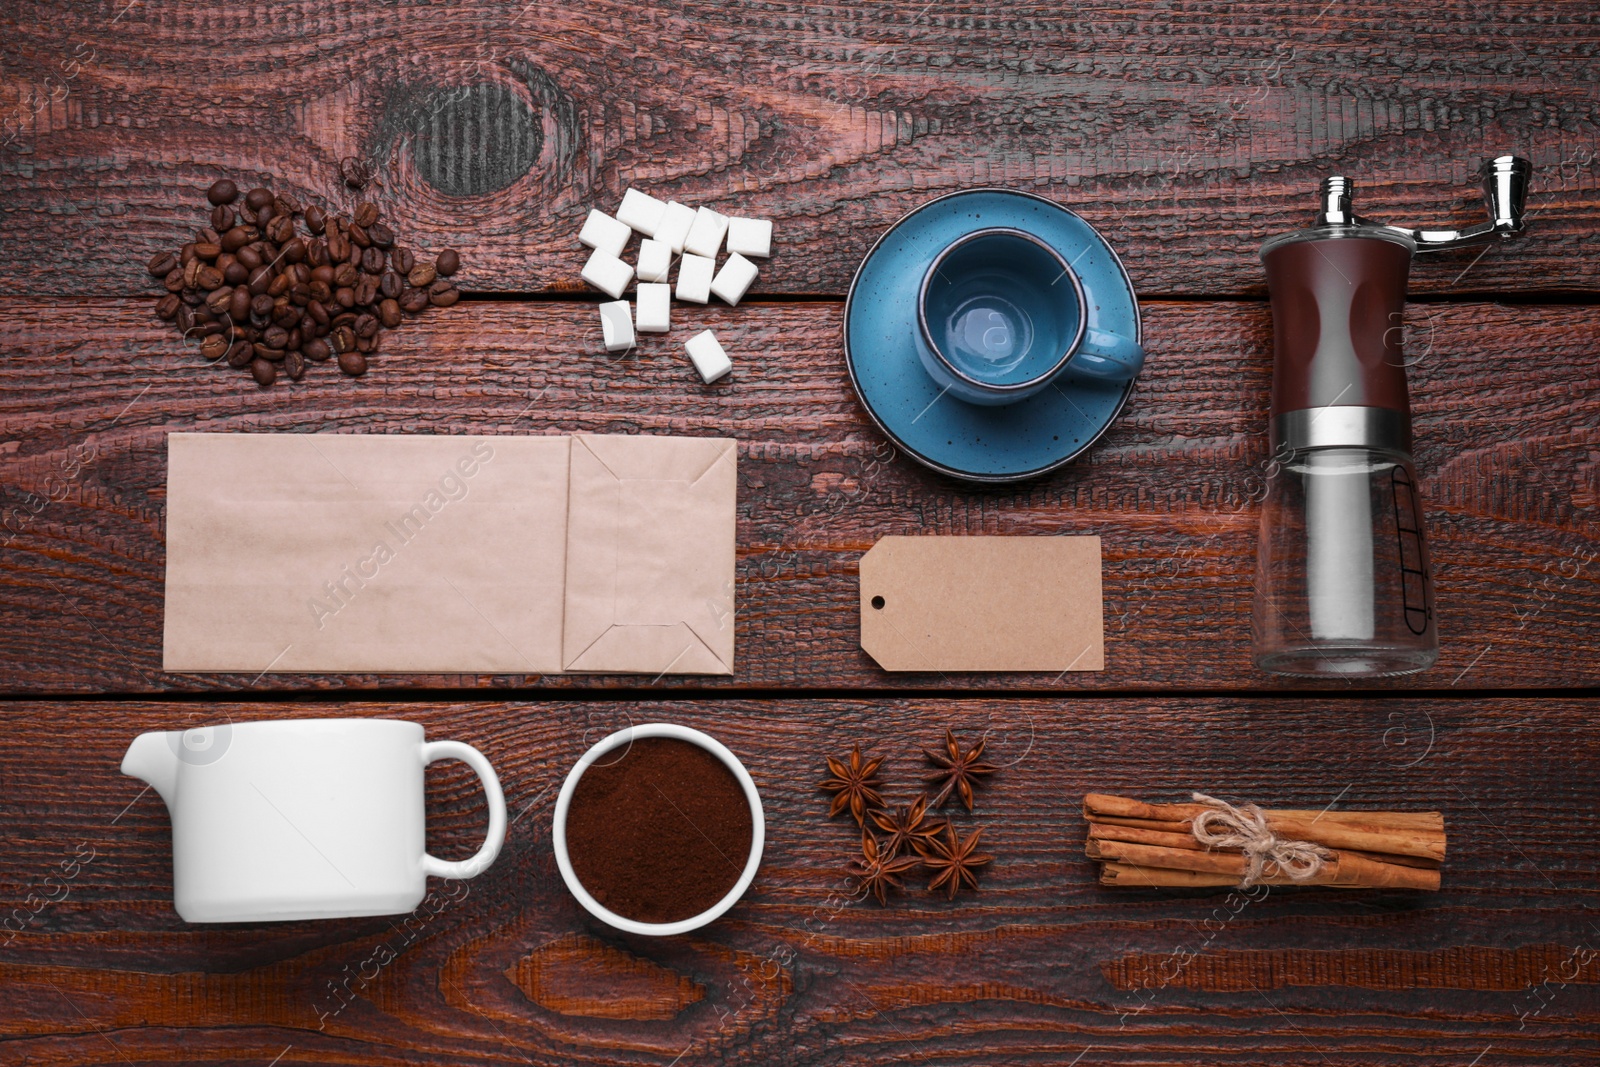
[551, 723, 765, 936]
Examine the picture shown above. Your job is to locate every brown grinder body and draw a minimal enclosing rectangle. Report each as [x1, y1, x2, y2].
[1263, 236, 1414, 432]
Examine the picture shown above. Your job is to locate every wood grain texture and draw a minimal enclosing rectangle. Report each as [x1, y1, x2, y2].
[1, 697, 1596, 1065]
[1, 298, 1595, 694]
[1, 1, 1598, 298]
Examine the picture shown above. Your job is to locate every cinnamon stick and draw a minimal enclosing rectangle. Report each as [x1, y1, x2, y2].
[1083, 794, 1446, 862]
[1089, 837, 1440, 891]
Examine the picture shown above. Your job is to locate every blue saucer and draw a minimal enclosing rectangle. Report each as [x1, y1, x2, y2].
[844, 189, 1142, 483]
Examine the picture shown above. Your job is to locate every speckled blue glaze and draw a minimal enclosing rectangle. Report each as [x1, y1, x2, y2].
[844, 189, 1142, 483]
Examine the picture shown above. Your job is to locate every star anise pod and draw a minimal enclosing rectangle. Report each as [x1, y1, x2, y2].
[820, 745, 886, 825]
[847, 829, 921, 905]
[923, 728, 997, 810]
[868, 794, 946, 858]
[916, 823, 993, 899]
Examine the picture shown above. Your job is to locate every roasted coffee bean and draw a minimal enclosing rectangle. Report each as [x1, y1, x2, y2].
[229, 287, 252, 322]
[155, 293, 181, 320]
[247, 265, 272, 295]
[366, 221, 394, 248]
[282, 237, 306, 263]
[198, 227, 222, 246]
[250, 292, 274, 318]
[347, 223, 371, 248]
[207, 179, 239, 205]
[193, 242, 222, 261]
[290, 282, 311, 306]
[253, 343, 286, 363]
[175, 304, 195, 334]
[354, 275, 379, 306]
[326, 230, 349, 261]
[376, 297, 402, 329]
[148, 251, 178, 277]
[428, 280, 460, 307]
[308, 280, 332, 304]
[380, 271, 403, 300]
[210, 205, 235, 232]
[303, 338, 331, 362]
[266, 215, 295, 244]
[275, 192, 301, 215]
[235, 245, 262, 271]
[330, 311, 358, 329]
[220, 226, 251, 253]
[337, 350, 367, 376]
[183, 258, 203, 288]
[222, 260, 249, 286]
[407, 263, 436, 288]
[250, 358, 277, 386]
[204, 287, 233, 314]
[200, 334, 228, 362]
[354, 202, 379, 228]
[286, 326, 302, 350]
[435, 249, 461, 276]
[262, 325, 288, 349]
[288, 262, 310, 285]
[310, 264, 335, 286]
[361, 246, 385, 274]
[274, 303, 301, 329]
[303, 204, 327, 234]
[332, 325, 356, 353]
[236, 204, 256, 225]
[398, 286, 430, 313]
[244, 187, 274, 211]
[355, 333, 375, 353]
[333, 262, 358, 288]
[256, 202, 275, 227]
[334, 286, 355, 309]
[226, 340, 254, 368]
[284, 349, 306, 381]
[267, 271, 292, 298]
[339, 156, 374, 190]
[163, 267, 185, 293]
[307, 300, 330, 326]
[180, 242, 198, 266]
[354, 312, 378, 339]
[306, 239, 329, 268]
[181, 288, 205, 306]
[196, 265, 224, 290]
[391, 246, 414, 274]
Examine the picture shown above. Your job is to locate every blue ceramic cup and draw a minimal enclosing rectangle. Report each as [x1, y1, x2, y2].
[916, 227, 1144, 406]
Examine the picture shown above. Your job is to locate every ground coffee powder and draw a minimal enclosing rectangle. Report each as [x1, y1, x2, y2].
[565, 737, 753, 925]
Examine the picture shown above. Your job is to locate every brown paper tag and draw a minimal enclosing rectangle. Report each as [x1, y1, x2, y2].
[859, 536, 1103, 672]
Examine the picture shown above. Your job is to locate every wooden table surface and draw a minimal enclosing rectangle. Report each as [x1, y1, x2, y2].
[2, 2, 1597, 1064]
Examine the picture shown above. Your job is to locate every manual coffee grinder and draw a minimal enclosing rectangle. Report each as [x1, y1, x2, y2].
[1252, 155, 1530, 677]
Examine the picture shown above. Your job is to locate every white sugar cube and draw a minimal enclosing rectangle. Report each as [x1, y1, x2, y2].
[710, 252, 758, 306]
[636, 282, 671, 333]
[581, 248, 634, 299]
[676, 253, 715, 304]
[616, 188, 666, 237]
[598, 300, 633, 353]
[579, 209, 630, 258]
[725, 217, 772, 258]
[636, 238, 672, 282]
[655, 201, 696, 254]
[683, 207, 729, 258]
[685, 329, 732, 384]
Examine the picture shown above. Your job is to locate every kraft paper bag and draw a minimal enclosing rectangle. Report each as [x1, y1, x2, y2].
[858, 536, 1103, 672]
[163, 433, 736, 675]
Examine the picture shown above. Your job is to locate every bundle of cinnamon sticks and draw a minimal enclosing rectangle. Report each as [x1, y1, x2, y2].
[1084, 793, 1445, 891]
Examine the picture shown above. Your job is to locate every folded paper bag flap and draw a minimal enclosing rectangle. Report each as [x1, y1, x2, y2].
[859, 535, 1104, 673]
[561, 435, 737, 674]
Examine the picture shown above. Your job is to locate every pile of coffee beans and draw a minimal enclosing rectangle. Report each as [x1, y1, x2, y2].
[144, 179, 463, 387]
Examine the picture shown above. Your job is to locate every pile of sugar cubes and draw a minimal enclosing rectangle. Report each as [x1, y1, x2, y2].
[579, 188, 773, 384]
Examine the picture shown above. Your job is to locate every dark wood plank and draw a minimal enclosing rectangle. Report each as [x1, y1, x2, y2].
[1, 697, 1596, 1065]
[1, 1, 1597, 297]
[2, 297, 1596, 694]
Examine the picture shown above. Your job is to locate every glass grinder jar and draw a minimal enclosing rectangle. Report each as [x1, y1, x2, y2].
[1252, 155, 1531, 677]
